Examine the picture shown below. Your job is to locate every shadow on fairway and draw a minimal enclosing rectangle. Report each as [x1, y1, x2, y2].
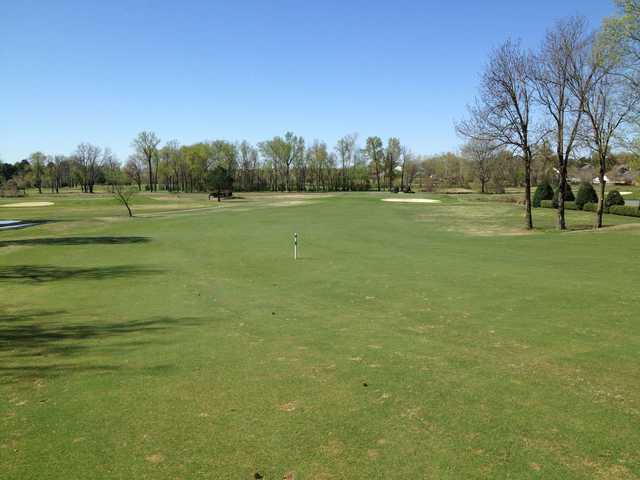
[0, 311, 205, 382]
[0, 236, 150, 247]
[0, 265, 163, 283]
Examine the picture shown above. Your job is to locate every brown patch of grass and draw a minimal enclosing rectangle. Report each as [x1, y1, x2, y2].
[145, 453, 165, 464]
[278, 401, 297, 412]
[320, 438, 345, 457]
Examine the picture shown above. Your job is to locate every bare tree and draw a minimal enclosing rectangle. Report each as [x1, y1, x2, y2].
[399, 146, 413, 191]
[75, 143, 101, 193]
[462, 139, 495, 193]
[124, 154, 144, 191]
[533, 17, 591, 230]
[132, 131, 160, 192]
[573, 37, 639, 228]
[109, 171, 137, 217]
[457, 40, 538, 229]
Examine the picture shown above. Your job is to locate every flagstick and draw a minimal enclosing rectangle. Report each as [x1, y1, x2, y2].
[294, 233, 298, 260]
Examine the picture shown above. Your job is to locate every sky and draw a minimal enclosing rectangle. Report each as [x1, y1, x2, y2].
[0, 0, 617, 163]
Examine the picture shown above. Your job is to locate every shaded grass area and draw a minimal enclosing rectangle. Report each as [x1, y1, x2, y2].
[0, 236, 150, 247]
[0, 192, 639, 479]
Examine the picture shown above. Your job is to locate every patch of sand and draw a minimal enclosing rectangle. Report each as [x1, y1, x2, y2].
[267, 194, 335, 200]
[382, 198, 441, 204]
[1, 201, 54, 207]
[620, 191, 633, 195]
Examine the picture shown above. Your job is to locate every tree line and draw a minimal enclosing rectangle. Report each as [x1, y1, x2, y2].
[457, 1, 640, 230]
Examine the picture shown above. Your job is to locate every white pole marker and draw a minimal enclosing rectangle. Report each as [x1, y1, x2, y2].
[294, 233, 298, 260]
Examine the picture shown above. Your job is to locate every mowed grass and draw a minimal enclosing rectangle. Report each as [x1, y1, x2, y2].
[1, 192, 639, 479]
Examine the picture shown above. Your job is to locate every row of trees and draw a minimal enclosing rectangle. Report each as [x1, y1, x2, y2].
[1, 133, 414, 195]
[3, 133, 635, 198]
[457, 1, 640, 229]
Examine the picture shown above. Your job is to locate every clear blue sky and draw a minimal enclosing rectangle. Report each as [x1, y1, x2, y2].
[0, 0, 615, 163]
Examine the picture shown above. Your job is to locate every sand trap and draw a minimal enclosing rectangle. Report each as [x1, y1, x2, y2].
[1, 201, 54, 207]
[620, 191, 633, 196]
[382, 198, 441, 204]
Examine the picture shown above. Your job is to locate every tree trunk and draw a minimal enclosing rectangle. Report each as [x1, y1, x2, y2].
[524, 152, 533, 230]
[557, 159, 567, 230]
[596, 166, 606, 229]
[147, 157, 153, 192]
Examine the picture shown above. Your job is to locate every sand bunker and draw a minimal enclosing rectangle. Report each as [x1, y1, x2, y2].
[620, 191, 633, 196]
[1, 201, 54, 207]
[382, 198, 441, 204]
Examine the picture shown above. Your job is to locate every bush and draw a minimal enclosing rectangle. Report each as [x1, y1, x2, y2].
[582, 202, 600, 212]
[552, 184, 575, 207]
[533, 182, 554, 208]
[540, 200, 554, 208]
[609, 205, 640, 217]
[575, 183, 598, 210]
[605, 190, 625, 208]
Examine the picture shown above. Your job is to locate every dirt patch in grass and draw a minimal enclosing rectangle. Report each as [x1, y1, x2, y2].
[278, 401, 297, 412]
[145, 453, 165, 464]
[268, 194, 335, 200]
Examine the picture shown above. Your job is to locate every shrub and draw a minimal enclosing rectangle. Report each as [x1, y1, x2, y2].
[552, 184, 575, 207]
[540, 200, 554, 208]
[609, 205, 640, 217]
[575, 183, 598, 210]
[605, 190, 625, 208]
[533, 182, 554, 208]
[582, 202, 600, 212]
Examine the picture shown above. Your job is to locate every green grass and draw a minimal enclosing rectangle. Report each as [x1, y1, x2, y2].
[1, 191, 639, 479]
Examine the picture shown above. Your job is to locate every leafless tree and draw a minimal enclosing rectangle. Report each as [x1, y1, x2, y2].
[75, 143, 101, 193]
[111, 173, 137, 217]
[132, 131, 161, 192]
[124, 154, 144, 191]
[399, 146, 413, 191]
[457, 39, 538, 228]
[533, 17, 592, 230]
[461, 139, 496, 193]
[572, 37, 639, 227]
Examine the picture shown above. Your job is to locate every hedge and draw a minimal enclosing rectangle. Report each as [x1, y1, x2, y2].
[608, 205, 640, 217]
[582, 202, 600, 212]
[541, 200, 640, 218]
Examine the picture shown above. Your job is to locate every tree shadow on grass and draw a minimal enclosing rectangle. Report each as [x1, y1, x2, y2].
[0, 311, 206, 383]
[0, 236, 150, 247]
[0, 265, 163, 283]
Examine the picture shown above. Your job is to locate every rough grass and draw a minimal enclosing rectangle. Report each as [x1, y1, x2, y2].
[1, 191, 639, 479]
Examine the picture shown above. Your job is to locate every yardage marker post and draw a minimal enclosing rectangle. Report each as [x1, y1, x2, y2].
[294, 233, 298, 260]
